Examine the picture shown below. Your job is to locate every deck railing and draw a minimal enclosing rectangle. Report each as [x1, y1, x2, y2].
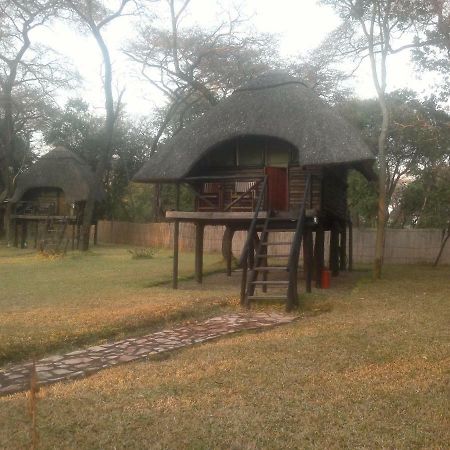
[15, 201, 56, 216]
[182, 175, 267, 213]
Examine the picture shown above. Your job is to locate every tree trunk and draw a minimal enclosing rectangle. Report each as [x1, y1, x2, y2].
[373, 96, 389, 279]
[80, 22, 116, 251]
[1, 83, 16, 246]
[433, 225, 450, 267]
[80, 198, 95, 251]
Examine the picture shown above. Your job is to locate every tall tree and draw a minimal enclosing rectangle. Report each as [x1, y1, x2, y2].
[125, 0, 278, 153]
[320, 0, 422, 278]
[342, 91, 450, 226]
[0, 0, 73, 242]
[412, 1, 450, 100]
[63, 0, 133, 250]
[45, 98, 155, 222]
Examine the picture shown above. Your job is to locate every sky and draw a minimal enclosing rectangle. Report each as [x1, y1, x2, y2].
[31, 0, 434, 117]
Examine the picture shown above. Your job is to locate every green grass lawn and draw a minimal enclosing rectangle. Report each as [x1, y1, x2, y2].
[0, 262, 449, 449]
[0, 244, 234, 365]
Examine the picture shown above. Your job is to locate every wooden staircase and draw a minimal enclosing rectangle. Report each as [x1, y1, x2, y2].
[39, 217, 70, 255]
[240, 175, 312, 311]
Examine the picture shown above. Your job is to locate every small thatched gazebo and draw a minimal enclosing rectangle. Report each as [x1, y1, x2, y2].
[134, 72, 376, 309]
[11, 146, 103, 249]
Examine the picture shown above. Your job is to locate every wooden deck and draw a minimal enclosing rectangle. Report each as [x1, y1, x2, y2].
[12, 215, 78, 221]
[165, 209, 318, 223]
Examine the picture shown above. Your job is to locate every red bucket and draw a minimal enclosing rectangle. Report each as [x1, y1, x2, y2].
[321, 269, 331, 289]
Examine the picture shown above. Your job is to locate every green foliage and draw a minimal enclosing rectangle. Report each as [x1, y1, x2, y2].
[347, 170, 378, 227]
[45, 99, 155, 222]
[160, 184, 195, 213]
[341, 90, 450, 227]
[397, 166, 450, 228]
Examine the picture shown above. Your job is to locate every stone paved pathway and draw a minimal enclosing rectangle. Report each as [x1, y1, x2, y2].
[0, 312, 296, 396]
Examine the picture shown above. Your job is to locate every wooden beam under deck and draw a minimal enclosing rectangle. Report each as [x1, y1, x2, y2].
[166, 211, 268, 221]
[12, 215, 78, 221]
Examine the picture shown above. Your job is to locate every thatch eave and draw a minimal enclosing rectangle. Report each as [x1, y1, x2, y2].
[133, 72, 375, 183]
[10, 147, 105, 204]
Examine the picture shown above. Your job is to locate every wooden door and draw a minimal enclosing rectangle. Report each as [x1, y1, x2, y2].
[265, 167, 288, 211]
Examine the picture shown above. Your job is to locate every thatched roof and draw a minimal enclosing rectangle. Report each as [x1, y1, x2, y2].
[134, 72, 375, 182]
[10, 146, 104, 203]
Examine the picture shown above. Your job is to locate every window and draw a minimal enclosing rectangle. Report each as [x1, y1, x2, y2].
[237, 137, 265, 167]
[266, 148, 290, 167]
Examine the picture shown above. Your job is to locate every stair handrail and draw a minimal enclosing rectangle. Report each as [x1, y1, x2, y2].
[286, 174, 312, 308]
[238, 175, 268, 267]
[288, 174, 312, 269]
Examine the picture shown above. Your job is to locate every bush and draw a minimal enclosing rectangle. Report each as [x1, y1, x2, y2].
[128, 247, 158, 259]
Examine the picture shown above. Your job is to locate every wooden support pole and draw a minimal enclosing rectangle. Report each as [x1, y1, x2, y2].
[172, 220, 180, 289]
[34, 221, 39, 249]
[246, 230, 257, 300]
[340, 223, 347, 271]
[20, 221, 27, 249]
[330, 223, 340, 276]
[303, 229, 313, 293]
[93, 223, 98, 245]
[262, 246, 268, 293]
[195, 222, 204, 284]
[71, 224, 75, 251]
[13, 220, 19, 247]
[248, 231, 255, 269]
[222, 226, 234, 277]
[173, 183, 181, 289]
[240, 256, 248, 306]
[76, 225, 81, 250]
[314, 227, 325, 288]
[348, 219, 353, 272]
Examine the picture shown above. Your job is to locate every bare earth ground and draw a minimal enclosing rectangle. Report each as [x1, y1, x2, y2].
[0, 244, 449, 448]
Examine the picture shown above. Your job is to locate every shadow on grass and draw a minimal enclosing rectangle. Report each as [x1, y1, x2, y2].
[1, 298, 236, 367]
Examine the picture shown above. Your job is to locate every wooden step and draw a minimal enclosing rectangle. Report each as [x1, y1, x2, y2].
[253, 266, 288, 272]
[256, 254, 290, 258]
[248, 295, 288, 301]
[250, 280, 289, 285]
[260, 242, 292, 246]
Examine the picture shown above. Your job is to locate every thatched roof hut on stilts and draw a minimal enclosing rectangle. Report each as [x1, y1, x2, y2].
[10, 146, 104, 251]
[134, 72, 376, 310]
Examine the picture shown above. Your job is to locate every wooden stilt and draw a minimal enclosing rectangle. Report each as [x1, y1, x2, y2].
[248, 231, 255, 269]
[34, 221, 39, 249]
[314, 227, 325, 288]
[303, 229, 313, 293]
[172, 220, 180, 289]
[20, 221, 27, 249]
[76, 225, 81, 250]
[71, 224, 75, 251]
[93, 222, 98, 245]
[173, 184, 181, 289]
[195, 222, 204, 284]
[340, 223, 347, 271]
[260, 234, 268, 293]
[240, 256, 248, 306]
[348, 219, 353, 272]
[222, 226, 233, 277]
[13, 220, 19, 247]
[245, 230, 257, 302]
[330, 223, 339, 276]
